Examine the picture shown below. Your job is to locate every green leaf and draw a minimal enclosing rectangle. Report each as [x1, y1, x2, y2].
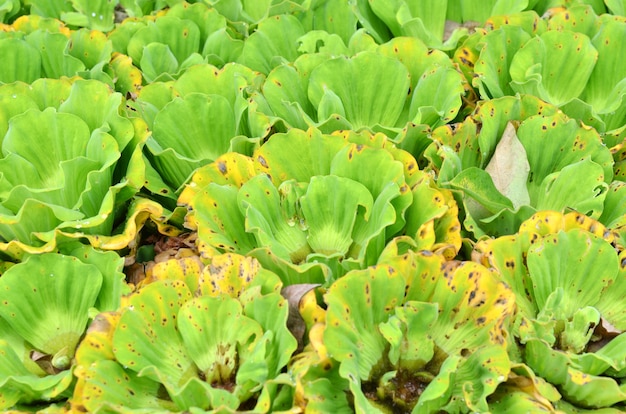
[253, 128, 347, 184]
[0, 38, 41, 84]
[59, 242, 128, 312]
[238, 14, 305, 75]
[139, 43, 180, 83]
[448, 167, 515, 214]
[166, 3, 227, 46]
[368, 0, 448, 47]
[379, 301, 437, 369]
[510, 30, 598, 106]
[301, 175, 373, 257]
[307, 52, 410, 129]
[58, 79, 135, 151]
[0, 92, 39, 141]
[193, 183, 257, 255]
[0, 254, 102, 364]
[324, 266, 406, 381]
[147, 93, 236, 190]
[0, 337, 74, 409]
[296, 0, 358, 45]
[605, 0, 626, 14]
[78, 359, 177, 413]
[112, 280, 196, 389]
[1, 108, 102, 202]
[25, 30, 85, 79]
[473, 26, 532, 99]
[527, 229, 618, 323]
[517, 115, 613, 204]
[66, 0, 117, 31]
[243, 292, 297, 377]
[178, 295, 262, 385]
[525, 339, 626, 408]
[27, 0, 73, 18]
[580, 18, 626, 130]
[127, 16, 201, 69]
[238, 174, 310, 263]
[535, 157, 607, 216]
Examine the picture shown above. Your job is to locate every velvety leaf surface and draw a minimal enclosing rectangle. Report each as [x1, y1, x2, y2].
[238, 14, 305, 75]
[112, 280, 196, 389]
[0, 253, 102, 364]
[509, 30, 598, 106]
[473, 26, 532, 99]
[78, 359, 176, 413]
[301, 175, 373, 257]
[178, 295, 262, 386]
[0, 37, 41, 83]
[308, 52, 410, 129]
[127, 16, 201, 71]
[324, 266, 406, 380]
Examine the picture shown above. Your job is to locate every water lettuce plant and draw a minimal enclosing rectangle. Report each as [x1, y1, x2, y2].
[474, 211, 626, 409]
[127, 62, 270, 201]
[319, 244, 514, 412]
[460, 5, 626, 134]
[0, 16, 118, 85]
[71, 253, 298, 413]
[427, 94, 614, 237]
[109, 2, 245, 81]
[258, 41, 466, 146]
[180, 128, 461, 285]
[0, 78, 146, 258]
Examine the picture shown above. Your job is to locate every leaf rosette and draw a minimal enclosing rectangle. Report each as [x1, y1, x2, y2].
[127, 61, 271, 201]
[474, 211, 626, 409]
[461, 7, 626, 134]
[0, 16, 119, 86]
[320, 246, 514, 413]
[180, 128, 461, 285]
[257, 40, 465, 148]
[0, 78, 146, 258]
[427, 94, 614, 238]
[110, 3, 245, 82]
[71, 253, 298, 413]
[355, 0, 533, 49]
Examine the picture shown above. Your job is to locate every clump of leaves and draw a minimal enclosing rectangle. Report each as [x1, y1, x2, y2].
[0, 78, 150, 259]
[71, 253, 298, 413]
[126, 62, 271, 202]
[180, 128, 461, 285]
[319, 243, 514, 413]
[474, 211, 626, 409]
[427, 94, 614, 238]
[0, 15, 119, 85]
[257, 41, 466, 147]
[459, 6, 626, 134]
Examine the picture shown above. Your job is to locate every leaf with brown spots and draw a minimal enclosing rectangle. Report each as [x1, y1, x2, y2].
[112, 280, 195, 389]
[198, 253, 282, 298]
[509, 30, 597, 106]
[324, 266, 406, 381]
[76, 359, 177, 413]
[178, 295, 262, 387]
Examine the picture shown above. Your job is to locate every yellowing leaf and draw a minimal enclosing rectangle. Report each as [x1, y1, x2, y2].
[485, 122, 531, 209]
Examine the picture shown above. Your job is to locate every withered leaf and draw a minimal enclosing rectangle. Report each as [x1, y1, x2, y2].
[281, 284, 321, 351]
[485, 122, 531, 209]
